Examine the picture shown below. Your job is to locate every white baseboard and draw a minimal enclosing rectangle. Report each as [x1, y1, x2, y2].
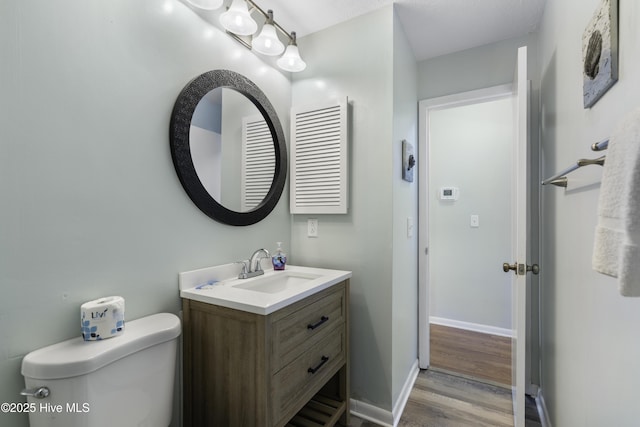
[350, 359, 420, 427]
[430, 316, 513, 338]
[350, 399, 392, 427]
[392, 359, 420, 425]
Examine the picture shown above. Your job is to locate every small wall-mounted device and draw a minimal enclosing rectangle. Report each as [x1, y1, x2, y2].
[402, 140, 416, 183]
[439, 187, 459, 201]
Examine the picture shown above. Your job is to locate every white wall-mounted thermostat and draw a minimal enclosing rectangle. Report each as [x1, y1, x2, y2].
[439, 187, 459, 201]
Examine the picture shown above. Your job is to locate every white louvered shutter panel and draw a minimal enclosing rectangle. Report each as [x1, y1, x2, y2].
[290, 98, 348, 214]
[241, 115, 275, 211]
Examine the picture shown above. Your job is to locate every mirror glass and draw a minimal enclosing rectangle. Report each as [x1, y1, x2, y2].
[189, 88, 275, 212]
[170, 69, 287, 226]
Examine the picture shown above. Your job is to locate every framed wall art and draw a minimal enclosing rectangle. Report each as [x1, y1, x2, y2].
[582, 0, 619, 108]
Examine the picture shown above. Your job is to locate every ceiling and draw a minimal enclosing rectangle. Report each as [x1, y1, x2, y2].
[257, 0, 547, 61]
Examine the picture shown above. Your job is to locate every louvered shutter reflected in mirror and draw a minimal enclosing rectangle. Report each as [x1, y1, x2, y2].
[290, 98, 348, 214]
[242, 115, 275, 211]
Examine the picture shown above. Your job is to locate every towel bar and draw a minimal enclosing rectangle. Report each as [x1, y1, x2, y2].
[591, 139, 609, 151]
[541, 138, 609, 187]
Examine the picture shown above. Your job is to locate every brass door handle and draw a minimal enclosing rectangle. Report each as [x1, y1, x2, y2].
[503, 263, 517, 273]
[503, 262, 540, 275]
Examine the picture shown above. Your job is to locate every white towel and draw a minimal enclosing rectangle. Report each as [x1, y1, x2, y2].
[593, 107, 640, 296]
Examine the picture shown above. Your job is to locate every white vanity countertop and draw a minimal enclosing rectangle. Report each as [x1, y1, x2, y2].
[179, 264, 352, 315]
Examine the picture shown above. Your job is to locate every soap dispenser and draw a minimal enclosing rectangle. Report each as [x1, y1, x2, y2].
[272, 242, 287, 270]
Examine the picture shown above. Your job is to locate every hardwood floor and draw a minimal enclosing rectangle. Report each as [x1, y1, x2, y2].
[349, 370, 512, 426]
[349, 324, 543, 426]
[429, 324, 512, 386]
[350, 370, 542, 427]
[399, 370, 513, 426]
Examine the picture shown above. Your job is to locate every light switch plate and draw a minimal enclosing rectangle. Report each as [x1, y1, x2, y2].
[470, 215, 480, 228]
[307, 219, 318, 237]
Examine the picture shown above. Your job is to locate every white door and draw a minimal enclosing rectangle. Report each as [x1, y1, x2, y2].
[508, 45, 530, 427]
[418, 46, 531, 426]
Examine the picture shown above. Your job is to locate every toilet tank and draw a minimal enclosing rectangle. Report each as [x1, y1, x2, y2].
[21, 313, 181, 427]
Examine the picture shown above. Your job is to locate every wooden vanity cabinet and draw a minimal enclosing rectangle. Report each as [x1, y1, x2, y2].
[182, 280, 350, 427]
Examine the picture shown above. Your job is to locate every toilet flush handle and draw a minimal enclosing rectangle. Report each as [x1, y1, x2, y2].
[20, 386, 50, 399]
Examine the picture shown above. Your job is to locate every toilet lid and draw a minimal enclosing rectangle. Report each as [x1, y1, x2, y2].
[21, 313, 181, 380]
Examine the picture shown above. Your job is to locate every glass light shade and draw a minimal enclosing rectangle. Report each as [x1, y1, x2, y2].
[219, 0, 258, 36]
[277, 44, 307, 72]
[185, 0, 223, 10]
[251, 23, 285, 56]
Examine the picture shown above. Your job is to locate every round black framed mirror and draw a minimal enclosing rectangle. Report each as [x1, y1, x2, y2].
[170, 70, 287, 226]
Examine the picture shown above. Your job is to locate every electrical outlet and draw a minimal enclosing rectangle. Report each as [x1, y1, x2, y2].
[307, 219, 318, 237]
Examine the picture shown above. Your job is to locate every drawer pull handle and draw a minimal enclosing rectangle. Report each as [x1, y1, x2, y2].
[307, 316, 329, 330]
[308, 356, 329, 374]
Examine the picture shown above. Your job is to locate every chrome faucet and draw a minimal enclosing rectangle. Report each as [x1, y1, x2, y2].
[237, 248, 271, 279]
[250, 248, 270, 273]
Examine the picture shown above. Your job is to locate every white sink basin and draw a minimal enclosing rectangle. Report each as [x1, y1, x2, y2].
[231, 271, 322, 294]
[179, 264, 351, 315]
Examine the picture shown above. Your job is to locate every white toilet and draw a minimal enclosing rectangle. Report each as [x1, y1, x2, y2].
[21, 313, 181, 427]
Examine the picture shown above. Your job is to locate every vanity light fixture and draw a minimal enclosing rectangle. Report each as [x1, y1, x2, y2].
[219, 0, 307, 72]
[219, 0, 258, 36]
[251, 10, 285, 56]
[277, 32, 306, 72]
[185, 0, 224, 11]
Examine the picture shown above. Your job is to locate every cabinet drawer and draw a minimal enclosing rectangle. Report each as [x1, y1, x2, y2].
[271, 326, 345, 426]
[271, 285, 345, 373]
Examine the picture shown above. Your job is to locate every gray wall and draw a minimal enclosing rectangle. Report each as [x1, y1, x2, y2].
[291, 6, 419, 413]
[0, 1, 291, 426]
[538, 0, 640, 425]
[391, 8, 419, 409]
[428, 98, 513, 330]
[418, 34, 540, 100]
